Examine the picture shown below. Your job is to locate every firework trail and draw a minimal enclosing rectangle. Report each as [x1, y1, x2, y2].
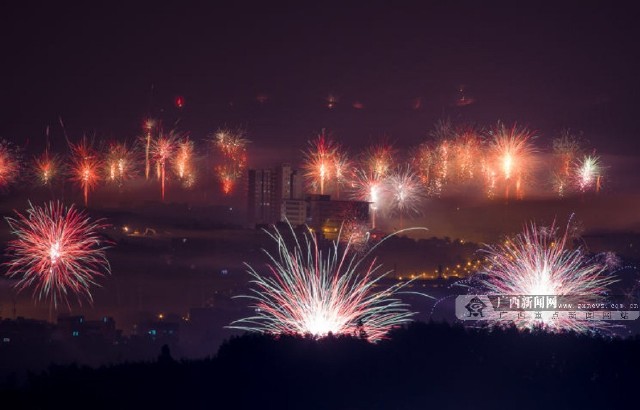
[0, 139, 20, 189]
[4, 201, 111, 308]
[212, 128, 249, 195]
[143, 119, 155, 180]
[105, 142, 134, 187]
[304, 131, 338, 195]
[152, 131, 179, 201]
[172, 137, 196, 188]
[69, 138, 101, 207]
[34, 149, 61, 185]
[475, 220, 616, 333]
[230, 223, 417, 341]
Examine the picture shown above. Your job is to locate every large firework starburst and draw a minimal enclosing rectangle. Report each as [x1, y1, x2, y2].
[4, 201, 111, 308]
[230, 224, 415, 341]
[476, 220, 616, 333]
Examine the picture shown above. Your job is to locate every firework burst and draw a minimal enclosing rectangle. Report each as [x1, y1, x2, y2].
[350, 168, 383, 228]
[4, 201, 111, 308]
[552, 131, 583, 196]
[553, 131, 582, 177]
[0, 139, 20, 189]
[410, 142, 435, 186]
[574, 155, 601, 193]
[383, 166, 426, 223]
[488, 122, 535, 199]
[69, 139, 101, 207]
[172, 137, 196, 188]
[332, 150, 351, 199]
[475, 220, 616, 333]
[212, 128, 249, 195]
[452, 128, 483, 181]
[364, 142, 394, 180]
[105, 142, 134, 187]
[304, 131, 338, 195]
[34, 150, 61, 185]
[152, 131, 179, 200]
[230, 224, 415, 341]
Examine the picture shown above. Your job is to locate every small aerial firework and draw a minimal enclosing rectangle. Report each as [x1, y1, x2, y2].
[105, 142, 134, 187]
[383, 166, 426, 224]
[175, 96, 185, 109]
[172, 137, 196, 188]
[476, 220, 616, 333]
[303, 131, 338, 195]
[212, 128, 249, 195]
[34, 150, 60, 185]
[230, 224, 415, 341]
[152, 131, 179, 201]
[4, 201, 111, 308]
[574, 155, 601, 193]
[0, 139, 20, 189]
[488, 122, 535, 199]
[69, 139, 101, 207]
[326, 94, 339, 109]
[455, 85, 475, 107]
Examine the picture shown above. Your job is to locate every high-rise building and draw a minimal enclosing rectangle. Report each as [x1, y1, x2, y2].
[248, 164, 305, 226]
[247, 168, 276, 226]
[248, 164, 369, 232]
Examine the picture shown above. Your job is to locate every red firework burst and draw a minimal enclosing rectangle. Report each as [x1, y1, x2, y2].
[69, 139, 101, 206]
[0, 139, 20, 189]
[152, 131, 179, 200]
[4, 201, 111, 308]
[212, 128, 249, 195]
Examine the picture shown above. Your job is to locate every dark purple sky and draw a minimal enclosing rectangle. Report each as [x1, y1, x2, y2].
[2, 1, 639, 156]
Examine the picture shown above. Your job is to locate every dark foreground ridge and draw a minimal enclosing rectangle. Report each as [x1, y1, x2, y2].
[3, 322, 640, 409]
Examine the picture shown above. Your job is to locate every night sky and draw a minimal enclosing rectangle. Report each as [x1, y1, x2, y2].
[3, 5, 640, 399]
[2, 2, 639, 158]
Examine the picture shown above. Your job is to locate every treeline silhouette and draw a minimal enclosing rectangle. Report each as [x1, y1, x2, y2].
[3, 321, 640, 409]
